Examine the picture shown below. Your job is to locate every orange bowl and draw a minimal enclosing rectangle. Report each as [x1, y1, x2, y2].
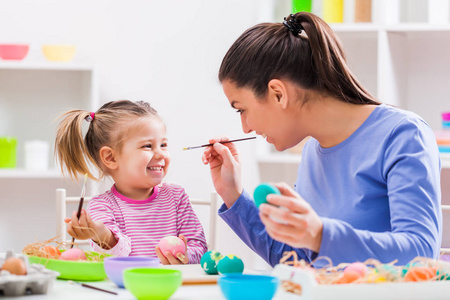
[0, 44, 29, 60]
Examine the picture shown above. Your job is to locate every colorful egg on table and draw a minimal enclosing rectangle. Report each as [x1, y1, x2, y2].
[43, 245, 61, 259]
[253, 183, 280, 208]
[60, 248, 87, 261]
[335, 262, 368, 284]
[1, 257, 27, 275]
[404, 266, 437, 282]
[158, 236, 186, 258]
[200, 251, 224, 274]
[217, 255, 244, 275]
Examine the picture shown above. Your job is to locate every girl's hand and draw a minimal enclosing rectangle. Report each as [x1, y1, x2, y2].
[259, 183, 323, 252]
[155, 235, 189, 265]
[64, 209, 117, 249]
[202, 136, 243, 208]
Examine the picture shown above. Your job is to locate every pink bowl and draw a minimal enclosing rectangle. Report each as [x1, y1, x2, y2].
[0, 44, 29, 60]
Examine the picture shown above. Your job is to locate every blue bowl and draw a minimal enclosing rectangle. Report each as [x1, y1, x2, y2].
[218, 274, 279, 300]
[104, 256, 160, 288]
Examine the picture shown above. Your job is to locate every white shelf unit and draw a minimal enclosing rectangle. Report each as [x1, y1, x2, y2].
[0, 61, 98, 251]
[258, 0, 450, 170]
[0, 62, 98, 174]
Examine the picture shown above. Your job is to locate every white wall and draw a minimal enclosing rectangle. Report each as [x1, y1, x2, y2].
[0, 0, 271, 269]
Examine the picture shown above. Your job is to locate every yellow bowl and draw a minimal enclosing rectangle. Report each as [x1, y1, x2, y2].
[42, 45, 76, 62]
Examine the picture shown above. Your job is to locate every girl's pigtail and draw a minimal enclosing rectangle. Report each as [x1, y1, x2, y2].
[55, 110, 97, 181]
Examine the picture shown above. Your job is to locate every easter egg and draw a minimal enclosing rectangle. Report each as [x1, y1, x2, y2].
[253, 183, 280, 208]
[158, 236, 186, 258]
[344, 262, 368, 277]
[200, 251, 224, 274]
[60, 248, 87, 261]
[1, 257, 27, 275]
[217, 255, 244, 275]
[404, 266, 437, 282]
[43, 245, 61, 259]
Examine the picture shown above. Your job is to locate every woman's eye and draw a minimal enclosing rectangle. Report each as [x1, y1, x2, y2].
[236, 109, 243, 115]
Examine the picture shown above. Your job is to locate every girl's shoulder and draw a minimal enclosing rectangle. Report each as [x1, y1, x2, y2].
[157, 182, 188, 198]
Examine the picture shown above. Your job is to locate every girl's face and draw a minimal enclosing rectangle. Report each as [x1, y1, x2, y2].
[222, 80, 305, 151]
[113, 117, 170, 198]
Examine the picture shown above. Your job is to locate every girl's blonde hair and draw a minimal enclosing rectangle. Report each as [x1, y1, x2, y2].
[55, 100, 159, 180]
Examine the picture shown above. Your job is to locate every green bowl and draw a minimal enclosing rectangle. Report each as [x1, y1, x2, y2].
[123, 268, 182, 300]
[27, 251, 110, 281]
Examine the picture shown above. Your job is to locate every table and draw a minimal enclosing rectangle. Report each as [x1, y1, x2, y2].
[6, 279, 226, 300]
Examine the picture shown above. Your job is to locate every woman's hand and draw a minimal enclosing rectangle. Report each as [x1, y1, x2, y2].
[259, 183, 323, 252]
[155, 235, 189, 265]
[202, 136, 243, 208]
[64, 209, 117, 249]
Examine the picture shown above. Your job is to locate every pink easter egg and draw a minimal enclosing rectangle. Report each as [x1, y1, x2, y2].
[158, 236, 186, 258]
[344, 262, 368, 277]
[60, 248, 87, 261]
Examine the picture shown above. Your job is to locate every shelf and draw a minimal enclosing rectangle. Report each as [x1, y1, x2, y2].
[330, 23, 450, 33]
[0, 61, 95, 71]
[442, 153, 450, 169]
[0, 169, 63, 178]
[257, 153, 301, 164]
[258, 153, 450, 169]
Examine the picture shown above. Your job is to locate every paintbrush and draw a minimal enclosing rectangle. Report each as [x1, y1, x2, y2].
[68, 280, 118, 295]
[182, 136, 256, 151]
[71, 173, 88, 248]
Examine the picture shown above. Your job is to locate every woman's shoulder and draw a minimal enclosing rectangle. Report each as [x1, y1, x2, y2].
[375, 104, 429, 128]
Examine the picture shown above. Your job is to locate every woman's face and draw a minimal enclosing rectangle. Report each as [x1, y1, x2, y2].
[222, 80, 305, 151]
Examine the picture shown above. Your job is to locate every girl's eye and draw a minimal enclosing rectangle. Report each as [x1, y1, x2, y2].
[161, 143, 168, 148]
[144, 144, 152, 148]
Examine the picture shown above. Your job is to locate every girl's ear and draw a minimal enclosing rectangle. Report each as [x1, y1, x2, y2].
[267, 79, 289, 109]
[99, 146, 118, 170]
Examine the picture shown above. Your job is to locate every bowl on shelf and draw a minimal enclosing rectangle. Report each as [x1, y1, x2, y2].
[104, 256, 160, 288]
[0, 44, 29, 60]
[27, 250, 110, 281]
[0, 137, 17, 168]
[42, 45, 76, 62]
[218, 274, 279, 300]
[123, 268, 182, 300]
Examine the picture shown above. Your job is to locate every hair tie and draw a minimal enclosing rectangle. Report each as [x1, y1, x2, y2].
[85, 112, 95, 123]
[283, 14, 304, 36]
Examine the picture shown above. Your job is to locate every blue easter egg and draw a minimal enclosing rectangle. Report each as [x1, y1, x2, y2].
[217, 255, 244, 275]
[200, 251, 223, 274]
[253, 183, 280, 208]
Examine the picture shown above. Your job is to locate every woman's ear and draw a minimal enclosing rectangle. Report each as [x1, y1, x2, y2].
[99, 146, 118, 170]
[267, 79, 289, 109]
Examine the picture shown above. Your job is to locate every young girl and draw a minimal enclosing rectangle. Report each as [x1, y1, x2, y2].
[202, 12, 442, 267]
[55, 100, 207, 264]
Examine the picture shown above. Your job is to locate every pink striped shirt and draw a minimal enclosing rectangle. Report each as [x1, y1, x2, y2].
[87, 183, 207, 263]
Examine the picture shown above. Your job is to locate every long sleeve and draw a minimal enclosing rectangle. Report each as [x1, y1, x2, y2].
[87, 196, 132, 256]
[176, 190, 208, 264]
[219, 189, 310, 267]
[317, 117, 442, 266]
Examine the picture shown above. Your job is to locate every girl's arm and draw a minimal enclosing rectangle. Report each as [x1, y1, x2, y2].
[86, 197, 132, 256]
[176, 188, 208, 264]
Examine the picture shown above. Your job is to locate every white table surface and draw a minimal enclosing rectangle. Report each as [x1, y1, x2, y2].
[6, 279, 227, 300]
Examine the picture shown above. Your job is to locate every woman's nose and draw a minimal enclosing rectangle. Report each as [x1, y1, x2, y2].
[241, 117, 253, 134]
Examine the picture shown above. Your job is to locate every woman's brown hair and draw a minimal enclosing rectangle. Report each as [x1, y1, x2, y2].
[219, 12, 379, 105]
[55, 100, 159, 180]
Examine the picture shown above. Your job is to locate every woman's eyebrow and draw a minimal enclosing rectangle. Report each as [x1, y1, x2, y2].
[230, 101, 237, 108]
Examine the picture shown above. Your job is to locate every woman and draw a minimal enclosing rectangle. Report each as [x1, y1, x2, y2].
[202, 12, 441, 267]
